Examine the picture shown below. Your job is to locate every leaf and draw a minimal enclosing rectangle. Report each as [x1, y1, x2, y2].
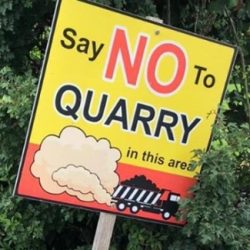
[246, 2, 250, 14]
[228, 0, 239, 9]
[209, 0, 227, 13]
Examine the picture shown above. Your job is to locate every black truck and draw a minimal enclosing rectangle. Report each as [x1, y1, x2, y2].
[111, 175, 180, 220]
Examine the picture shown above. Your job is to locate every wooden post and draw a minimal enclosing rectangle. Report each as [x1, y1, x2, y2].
[92, 212, 117, 250]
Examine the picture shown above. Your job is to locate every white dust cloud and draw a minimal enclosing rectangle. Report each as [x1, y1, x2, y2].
[31, 127, 121, 205]
[52, 165, 112, 204]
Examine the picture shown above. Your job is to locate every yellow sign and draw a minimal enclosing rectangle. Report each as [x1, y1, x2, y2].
[15, 0, 236, 225]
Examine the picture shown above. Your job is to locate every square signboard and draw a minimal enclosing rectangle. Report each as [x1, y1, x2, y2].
[14, 0, 236, 226]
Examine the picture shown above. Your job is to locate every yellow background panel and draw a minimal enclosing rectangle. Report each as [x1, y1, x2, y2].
[29, 0, 235, 178]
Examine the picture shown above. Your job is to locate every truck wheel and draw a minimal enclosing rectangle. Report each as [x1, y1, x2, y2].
[117, 202, 126, 211]
[130, 205, 140, 214]
[162, 211, 170, 220]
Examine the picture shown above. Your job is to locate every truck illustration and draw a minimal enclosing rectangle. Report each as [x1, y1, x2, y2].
[111, 175, 180, 220]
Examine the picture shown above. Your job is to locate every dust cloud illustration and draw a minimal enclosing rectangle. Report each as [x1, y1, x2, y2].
[31, 127, 121, 205]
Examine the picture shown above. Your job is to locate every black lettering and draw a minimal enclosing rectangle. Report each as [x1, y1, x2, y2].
[77, 38, 90, 54]
[154, 109, 178, 142]
[131, 103, 155, 136]
[104, 99, 128, 129]
[181, 114, 201, 144]
[158, 156, 165, 165]
[194, 65, 207, 84]
[83, 90, 108, 122]
[180, 161, 187, 170]
[61, 28, 76, 49]
[204, 74, 216, 88]
[89, 42, 105, 61]
[55, 84, 81, 120]
[168, 159, 175, 167]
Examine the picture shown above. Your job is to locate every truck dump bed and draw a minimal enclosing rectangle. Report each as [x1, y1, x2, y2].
[112, 184, 162, 205]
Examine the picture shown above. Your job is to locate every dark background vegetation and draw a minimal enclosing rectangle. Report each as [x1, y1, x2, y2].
[0, 0, 249, 249]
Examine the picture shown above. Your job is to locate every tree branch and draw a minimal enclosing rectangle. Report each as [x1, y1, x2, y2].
[225, 7, 250, 127]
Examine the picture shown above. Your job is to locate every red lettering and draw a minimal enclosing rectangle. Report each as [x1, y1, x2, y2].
[104, 27, 148, 87]
[104, 27, 188, 96]
[146, 43, 187, 95]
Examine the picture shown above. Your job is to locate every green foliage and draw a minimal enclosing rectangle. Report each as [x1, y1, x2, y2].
[0, 67, 36, 191]
[0, 0, 249, 249]
[92, 0, 156, 16]
[180, 120, 250, 250]
[0, 0, 56, 72]
[0, 66, 97, 249]
[0, 67, 44, 249]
